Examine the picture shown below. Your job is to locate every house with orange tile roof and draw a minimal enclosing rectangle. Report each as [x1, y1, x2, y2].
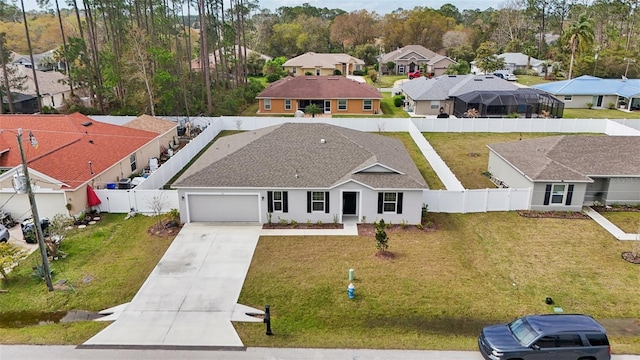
[0, 113, 168, 219]
[256, 76, 382, 116]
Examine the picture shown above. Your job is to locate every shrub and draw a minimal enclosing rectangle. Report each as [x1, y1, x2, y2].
[393, 95, 405, 107]
[608, 102, 615, 109]
[374, 219, 389, 251]
[305, 71, 313, 75]
[352, 69, 364, 76]
[586, 102, 593, 109]
[266, 74, 280, 83]
[333, 69, 342, 75]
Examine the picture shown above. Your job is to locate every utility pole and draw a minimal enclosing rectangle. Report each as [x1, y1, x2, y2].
[17, 128, 53, 291]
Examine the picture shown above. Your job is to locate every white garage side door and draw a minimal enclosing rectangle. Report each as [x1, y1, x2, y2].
[187, 194, 260, 222]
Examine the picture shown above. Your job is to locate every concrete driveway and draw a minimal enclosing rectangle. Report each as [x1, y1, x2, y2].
[81, 223, 264, 349]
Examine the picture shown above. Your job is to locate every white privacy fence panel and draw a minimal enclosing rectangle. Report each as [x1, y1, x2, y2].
[218, 116, 414, 132]
[135, 120, 225, 189]
[611, 119, 640, 131]
[407, 122, 464, 191]
[422, 188, 531, 213]
[94, 189, 179, 214]
[605, 120, 640, 136]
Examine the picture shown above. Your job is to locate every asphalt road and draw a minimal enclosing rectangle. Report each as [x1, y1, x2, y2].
[3, 346, 640, 360]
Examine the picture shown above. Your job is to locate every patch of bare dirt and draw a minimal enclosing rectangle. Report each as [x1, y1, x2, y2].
[148, 220, 183, 237]
[622, 252, 640, 264]
[375, 250, 395, 260]
[516, 210, 589, 219]
[357, 222, 436, 237]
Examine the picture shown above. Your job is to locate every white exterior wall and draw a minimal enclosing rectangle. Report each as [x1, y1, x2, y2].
[561, 95, 618, 109]
[606, 178, 640, 204]
[177, 186, 424, 225]
[530, 182, 587, 211]
[487, 152, 534, 188]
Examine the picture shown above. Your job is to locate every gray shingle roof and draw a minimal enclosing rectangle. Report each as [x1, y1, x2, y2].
[173, 123, 427, 189]
[400, 74, 519, 101]
[487, 135, 640, 181]
[381, 45, 437, 63]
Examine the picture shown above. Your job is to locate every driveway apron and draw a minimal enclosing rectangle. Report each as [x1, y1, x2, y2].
[81, 223, 263, 349]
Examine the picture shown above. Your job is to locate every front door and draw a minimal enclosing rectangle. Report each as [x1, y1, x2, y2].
[324, 100, 331, 114]
[342, 192, 357, 216]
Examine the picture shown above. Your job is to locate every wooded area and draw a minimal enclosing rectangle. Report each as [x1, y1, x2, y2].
[0, 0, 639, 116]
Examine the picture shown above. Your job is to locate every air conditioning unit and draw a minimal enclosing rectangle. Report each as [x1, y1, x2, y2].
[118, 178, 132, 189]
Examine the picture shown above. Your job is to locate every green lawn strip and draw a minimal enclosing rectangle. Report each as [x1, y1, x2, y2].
[0, 214, 175, 343]
[365, 74, 405, 88]
[599, 212, 640, 234]
[515, 75, 553, 87]
[0, 322, 109, 345]
[423, 132, 573, 189]
[381, 132, 445, 190]
[236, 212, 640, 352]
[563, 108, 640, 119]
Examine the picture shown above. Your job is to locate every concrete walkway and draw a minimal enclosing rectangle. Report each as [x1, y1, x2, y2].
[584, 207, 640, 240]
[81, 224, 264, 349]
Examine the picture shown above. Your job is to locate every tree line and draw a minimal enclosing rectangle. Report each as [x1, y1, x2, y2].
[0, 0, 638, 116]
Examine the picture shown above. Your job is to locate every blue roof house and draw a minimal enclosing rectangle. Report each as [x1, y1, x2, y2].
[533, 75, 640, 110]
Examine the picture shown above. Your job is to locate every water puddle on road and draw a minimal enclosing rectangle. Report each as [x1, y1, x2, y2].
[0, 310, 103, 328]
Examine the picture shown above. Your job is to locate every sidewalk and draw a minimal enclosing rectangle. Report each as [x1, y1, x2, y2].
[584, 207, 640, 240]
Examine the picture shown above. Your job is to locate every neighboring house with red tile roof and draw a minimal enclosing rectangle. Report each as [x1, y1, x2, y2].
[0, 113, 164, 219]
[487, 135, 640, 211]
[256, 76, 382, 115]
[283, 52, 365, 76]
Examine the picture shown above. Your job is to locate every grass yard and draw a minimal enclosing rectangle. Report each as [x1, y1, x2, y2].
[515, 75, 553, 87]
[600, 212, 640, 234]
[382, 132, 445, 190]
[423, 132, 577, 189]
[563, 108, 640, 119]
[236, 212, 640, 353]
[0, 214, 175, 344]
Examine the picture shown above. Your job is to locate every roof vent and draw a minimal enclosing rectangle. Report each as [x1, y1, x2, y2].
[82, 121, 92, 126]
[474, 78, 483, 81]
[320, 138, 326, 144]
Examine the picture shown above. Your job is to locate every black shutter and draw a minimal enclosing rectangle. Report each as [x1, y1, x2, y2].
[397, 192, 403, 214]
[325, 192, 330, 213]
[283, 192, 288, 213]
[565, 184, 574, 205]
[377, 193, 383, 214]
[307, 191, 311, 213]
[267, 191, 273, 213]
[543, 184, 552, 205]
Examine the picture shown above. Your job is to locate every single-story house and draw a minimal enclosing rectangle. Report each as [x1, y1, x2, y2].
[190, 45, 272, 72]
[533, 75, 640, 110]
[0, 113, 168, 219]
[470, 52, 551, 76]
[2, 64, 73, 111]
[380, 45, 456, 77]
[487, 135, 640, 211]
[399, 74, 563, 117]
[2, 92, 38, 114]
[172, 122, 428, 224]
[282, 52, 364, 76]
[256, 76, 382, 115]
[10, 50, 64, 72]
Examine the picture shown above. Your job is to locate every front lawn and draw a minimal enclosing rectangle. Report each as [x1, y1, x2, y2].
[599, 211, 640, 234]
[0, 214, 175, 344]
[236, 212, 640, 353]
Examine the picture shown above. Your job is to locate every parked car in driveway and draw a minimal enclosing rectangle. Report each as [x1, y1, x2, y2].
[408, 70, 422, 79]
[21, 218, 50, 244]
[478, 314, 610, 360]
[504, 73, 518, 81]
[0, 224, 9, 243]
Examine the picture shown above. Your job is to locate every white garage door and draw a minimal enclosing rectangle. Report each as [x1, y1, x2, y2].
[187, 194, 260, 222]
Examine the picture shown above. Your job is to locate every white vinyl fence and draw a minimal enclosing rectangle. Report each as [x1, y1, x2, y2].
[77, 116, 640, 215]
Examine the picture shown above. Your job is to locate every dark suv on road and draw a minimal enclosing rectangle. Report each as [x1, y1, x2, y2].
[478, 314, 610, 360]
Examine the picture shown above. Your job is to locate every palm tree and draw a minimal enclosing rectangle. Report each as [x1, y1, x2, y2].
[564, 13, 595, 80]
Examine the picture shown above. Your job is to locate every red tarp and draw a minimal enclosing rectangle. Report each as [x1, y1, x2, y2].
[87, 185, 102, 207]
